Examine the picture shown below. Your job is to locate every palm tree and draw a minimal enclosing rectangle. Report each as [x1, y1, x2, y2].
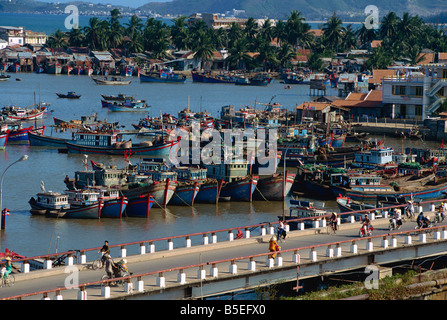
[192, 30, 215, 70]
[308, 53, 324, 71]
[67, 27, 84, 47]
[50, 29, 68, 48]
[84, 17, 108, 50]
[285, 10, 306, 47]
[406, 45, 425, 66]
[321, 14, 344, 54]
[277, 43, 296, 68]
[273, 19, 287, 47]
[341, 25, 357, 51]
[357, 23, 377, 48]
[227, 22, 243, 49]
[244, 17, 258, 44]
[260, 19, 274, 43]
[171, 16, 189, 50]
[366, 46, 393, 70]
[226, 38, 252, 70]
[379, 11, 400, 39]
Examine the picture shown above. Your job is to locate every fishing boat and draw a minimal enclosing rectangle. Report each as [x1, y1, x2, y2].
[6, 124, 45, 143]
[191, 71, 238, 84]
[336, 195, 377, 213]
[330, 169, 447, 201]
[285, 199, 328, 229]
[235, 74, 269, 86]
[28, 131, 73, 148]
[56, 92, 81, 99]
[169, 166, 207, 206]
[65, 127, 179, 157]
[101, 93, 135, 101]
[0, 130, 9, 150]
[92, 76, 131, 85]
[194, 179, 224, 204]
[102, 99, 150, 112]
[86, 187, 128, 218]
[253, 171, 295, 201]
[46, 63, 62, 74]
[0, 73, 10, 81]
[28, 189, 103, 219]
[53, 114, 105, 129]
[1, 105, 46, 121]
[124, 193, 155, 217]
[139, 70, 187, 83]
[219, 176, 258, 201]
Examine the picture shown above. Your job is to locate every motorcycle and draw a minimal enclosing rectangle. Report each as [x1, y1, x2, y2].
[434, 212, 445, 223]
[389, 218, 397, 231]
[359, 223, 373, 237]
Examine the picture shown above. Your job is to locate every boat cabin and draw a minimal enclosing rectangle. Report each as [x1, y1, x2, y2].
[354, 147, 393, 167]
[288, 200, 327, 227]
[35, 192, 70, 210]
[172, 166, 207, 181]
[73, 130, 122, 147]
[66, 189, 100, 206]
[330, 172, 382, 187]
[73, 169, 127, 189]
[205, 161, 249, 183]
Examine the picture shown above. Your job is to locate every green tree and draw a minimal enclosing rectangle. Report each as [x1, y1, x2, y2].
[67, 27, 84, 47]
[226, 38, 252, 70]
[171, 16, 189, 50]
[192, 30, 215, 70]
[308, 53, 324, 71]
[321, 14, 344, 54]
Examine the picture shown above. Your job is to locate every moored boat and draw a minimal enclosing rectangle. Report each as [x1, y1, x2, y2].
[56, 92, 81, 99]
[92, 76, 131, 85]
[1, 105, 46, 122]
[28, 131, 74, 148]
[253, 171, 295, 201]
[139, 70, 186, 83]
[0, 130, 9, 150]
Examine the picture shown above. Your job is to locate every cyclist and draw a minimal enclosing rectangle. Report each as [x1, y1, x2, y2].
[329, 212, 338, 233]
[98, 240, 110, 267]
[1, 257, 12, 281]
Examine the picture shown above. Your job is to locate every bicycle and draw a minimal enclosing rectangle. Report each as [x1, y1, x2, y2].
[0, 274, 15, 288]
[327, 219, 337, 234]
[92, 258, 103, 270]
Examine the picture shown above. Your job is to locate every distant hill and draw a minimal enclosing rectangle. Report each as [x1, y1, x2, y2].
[139, 0, 447, 20]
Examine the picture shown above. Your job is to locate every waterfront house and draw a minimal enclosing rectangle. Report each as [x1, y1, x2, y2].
[368, 69, 397, 90]
[296, 102, 349, 124]
[90, 51, 114, 70]
[332, 89, 383, 119]
[0, 26, 24, 46]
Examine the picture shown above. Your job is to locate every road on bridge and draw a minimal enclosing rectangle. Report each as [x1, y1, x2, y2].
[1, 215, 446, 300]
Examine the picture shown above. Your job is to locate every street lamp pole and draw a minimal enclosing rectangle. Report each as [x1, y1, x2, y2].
[0, 155, 28, 251]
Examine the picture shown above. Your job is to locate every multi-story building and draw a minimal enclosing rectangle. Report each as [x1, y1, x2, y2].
[0, 26, 46, 47]
[382, 64, 447, 120]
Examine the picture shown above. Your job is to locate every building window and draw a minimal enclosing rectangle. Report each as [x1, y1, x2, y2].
[415, 86, 423, 97]
[415, 105, 422, 116]
[392, 85, 406, 95]
[443, 69, 447, 79]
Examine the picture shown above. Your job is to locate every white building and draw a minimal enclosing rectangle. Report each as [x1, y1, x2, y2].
[382, 64, 447, 120]
[0, 26, 24, 46]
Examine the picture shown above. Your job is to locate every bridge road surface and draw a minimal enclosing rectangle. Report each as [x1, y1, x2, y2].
[2, 216, 446, 300]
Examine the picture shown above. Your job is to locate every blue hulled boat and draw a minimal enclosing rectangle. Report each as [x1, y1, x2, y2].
[140, 70, 186, 83]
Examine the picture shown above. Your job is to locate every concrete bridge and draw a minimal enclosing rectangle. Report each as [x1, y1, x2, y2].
[1, 199, 447, 300]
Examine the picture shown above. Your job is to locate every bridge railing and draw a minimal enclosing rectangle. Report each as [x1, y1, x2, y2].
[3, 223, 447, 300]
[3, 198, 446, 275]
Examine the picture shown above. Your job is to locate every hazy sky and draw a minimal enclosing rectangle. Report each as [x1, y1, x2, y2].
[46, 0, 171, 8]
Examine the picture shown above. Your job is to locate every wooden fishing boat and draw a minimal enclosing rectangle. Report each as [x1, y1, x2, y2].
[253, 171, 295, 201]
[101, 93, 135, 101]
[28, 131, 73, 148]
[2, 106, 46, 121]
[7, 125, 45, 143]
[0, 130, 9, 150]
[92, 76, 131, 85]
[285, 199, 328, 229]
[65, 128, 179, 157]
[103, 99, 150, 112]
[139, 70, 186, 83]
[56, 92, 81, 99]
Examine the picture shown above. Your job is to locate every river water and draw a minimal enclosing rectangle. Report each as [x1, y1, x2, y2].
[0, 72, 441, 259]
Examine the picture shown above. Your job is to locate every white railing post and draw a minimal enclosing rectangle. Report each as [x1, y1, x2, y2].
[211, 233, 217, 244]
[44, 258, 52, 270]
[77, 287, 87, 300]
[275, 254, 283, 267]
[149, 242, 155, 253]
[135, 277, 144, 292]
[419, 233, 426, 243]
[248, 257, 256, 272]
[293, 251, 300, 264]
[21, 261, 30, 273]
[336, 244, 342, 257]
[405, 233, 412, 244]
[120, 246, 127, 258]
[185, 236, 191, 248]
[101, 285, 111, 298]
[350, 241, 357, 254]
[245, 228, 250, 239]
[367, 239, 373, 251]
[140, 243, 146, 255]
[382, 237, 389, 249]
[177, 269, 186, 284]
[326, 245, 334, 258]
[261, 225, 266, 236]
[228, 231, 234, 241]
[157, 272, 166, 288]
[309, 248, 317, 262]
[391, 236, 397, 247]
[80, 252, 86, 264]
[229, 261, 237, 274]
[197, 266, 206, 280]
[202, 234, 209, 245]
[210, 263, 218, 278]
[168, 239, 174, 251]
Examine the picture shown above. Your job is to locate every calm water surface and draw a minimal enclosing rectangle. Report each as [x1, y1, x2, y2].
[0, 72, 440, 257]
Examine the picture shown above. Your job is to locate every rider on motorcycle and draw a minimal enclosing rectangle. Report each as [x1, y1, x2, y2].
[361, 214, 371, 235]
[416, 211, 425, 228]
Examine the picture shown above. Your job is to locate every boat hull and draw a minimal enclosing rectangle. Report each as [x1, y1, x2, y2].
[29, 200, 102, 219]
[195, 181, 223, 204]
[220, 178, 257, 202]
[140, 73, 186, 83]
[28, 131, 73, 148]
[66, 140, 179, 157]
[331, 183, 447, 201]
[0, 131, 9, 150]
[8, 126, 44, 143]
[100, 197, 128, 218]
[125, 194, 155, 217]
[120, 180, 176, 208]
[253, 172, 295, 201]
[170, 182, 200, 206]
[6, 109, 45, 121]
